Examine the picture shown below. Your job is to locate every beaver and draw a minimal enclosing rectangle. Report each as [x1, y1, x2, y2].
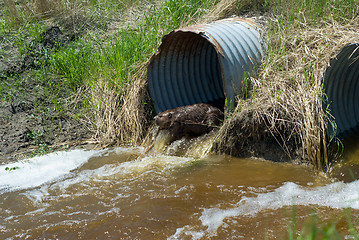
[154, 103, 224, 140]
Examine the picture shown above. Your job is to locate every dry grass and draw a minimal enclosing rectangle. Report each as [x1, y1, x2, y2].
[4, 0, 21, 24]
[116, 63, 153, 145]
[87, 63, 152, 146]
[214, 15, 359, 171]
[85, 77, 123, 146]
[4, 0, 105, 36]
[33, 0, 63, 18]
[200, 0, 264, 23]
[200, 0, 238, 23]
[5, 0, 64, 21]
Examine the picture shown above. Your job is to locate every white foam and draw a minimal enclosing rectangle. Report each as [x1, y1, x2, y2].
[76, 154, 195, 180]
[171, 180, 359, 238]
[17, 152, 196, 202]
[0, 149, 104, 193]
[169, 227, 205, 240]
[203, 181, 359, 231]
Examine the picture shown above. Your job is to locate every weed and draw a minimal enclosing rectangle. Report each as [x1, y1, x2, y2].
[287, 208, 359, 239]
[31, 143, 53, 157]
[27, 130, 45, 145]
[26, 129, 53, 156]
[50, 40, 95, 90]
[5, 166, 20, 172]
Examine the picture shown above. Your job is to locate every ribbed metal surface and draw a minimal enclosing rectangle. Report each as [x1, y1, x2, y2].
[148, 18, 266, 113]
[323, 43, 359, 139]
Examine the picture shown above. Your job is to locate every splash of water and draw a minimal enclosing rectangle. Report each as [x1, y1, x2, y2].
[0, 149, 105, 193]
[0, 145, 199, 196]
[144, 127, 217, 159]
[170, 180, 359, 239]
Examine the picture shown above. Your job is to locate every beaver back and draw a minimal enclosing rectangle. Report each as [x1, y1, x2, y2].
[154, 103, 224, 139]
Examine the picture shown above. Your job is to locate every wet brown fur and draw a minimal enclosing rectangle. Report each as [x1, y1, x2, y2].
[154, 103, 224, 140]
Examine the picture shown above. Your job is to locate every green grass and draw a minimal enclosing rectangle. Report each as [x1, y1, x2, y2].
[287, 207, 359, 240]
[271, 0, 357, 24]
[49, 40, 95, 90]
[49, 0, 217, 91]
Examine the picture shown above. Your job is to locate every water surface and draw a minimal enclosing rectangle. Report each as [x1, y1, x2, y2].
[1, 139, 359, 239]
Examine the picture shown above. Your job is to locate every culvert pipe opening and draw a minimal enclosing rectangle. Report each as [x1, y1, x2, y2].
[323, 43, 359, 139]
[148, 18, 266, 114]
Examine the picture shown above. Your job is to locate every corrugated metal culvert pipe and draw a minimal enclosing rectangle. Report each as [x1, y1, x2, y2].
[323, 43, 359, 139]
[148, 18, 266, 113]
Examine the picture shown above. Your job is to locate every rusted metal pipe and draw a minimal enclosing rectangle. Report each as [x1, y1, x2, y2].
[148, 17, 266, 113]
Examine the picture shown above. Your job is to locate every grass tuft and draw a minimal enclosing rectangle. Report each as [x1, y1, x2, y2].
[213, 0, 359, 172]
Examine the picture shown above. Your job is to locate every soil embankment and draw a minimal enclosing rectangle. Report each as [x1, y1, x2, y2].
[0, 26, 91, 162]
[0, 99, 90, 162]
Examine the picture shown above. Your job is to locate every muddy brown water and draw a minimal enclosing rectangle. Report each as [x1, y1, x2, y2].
[1, 133, 359, 239]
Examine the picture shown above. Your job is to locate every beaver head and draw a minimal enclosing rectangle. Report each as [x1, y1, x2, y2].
[154, 110, 175, 130]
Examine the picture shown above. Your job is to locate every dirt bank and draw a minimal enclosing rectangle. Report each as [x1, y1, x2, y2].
[0, 99, 91, 162]
[0, 26, 91, 163]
